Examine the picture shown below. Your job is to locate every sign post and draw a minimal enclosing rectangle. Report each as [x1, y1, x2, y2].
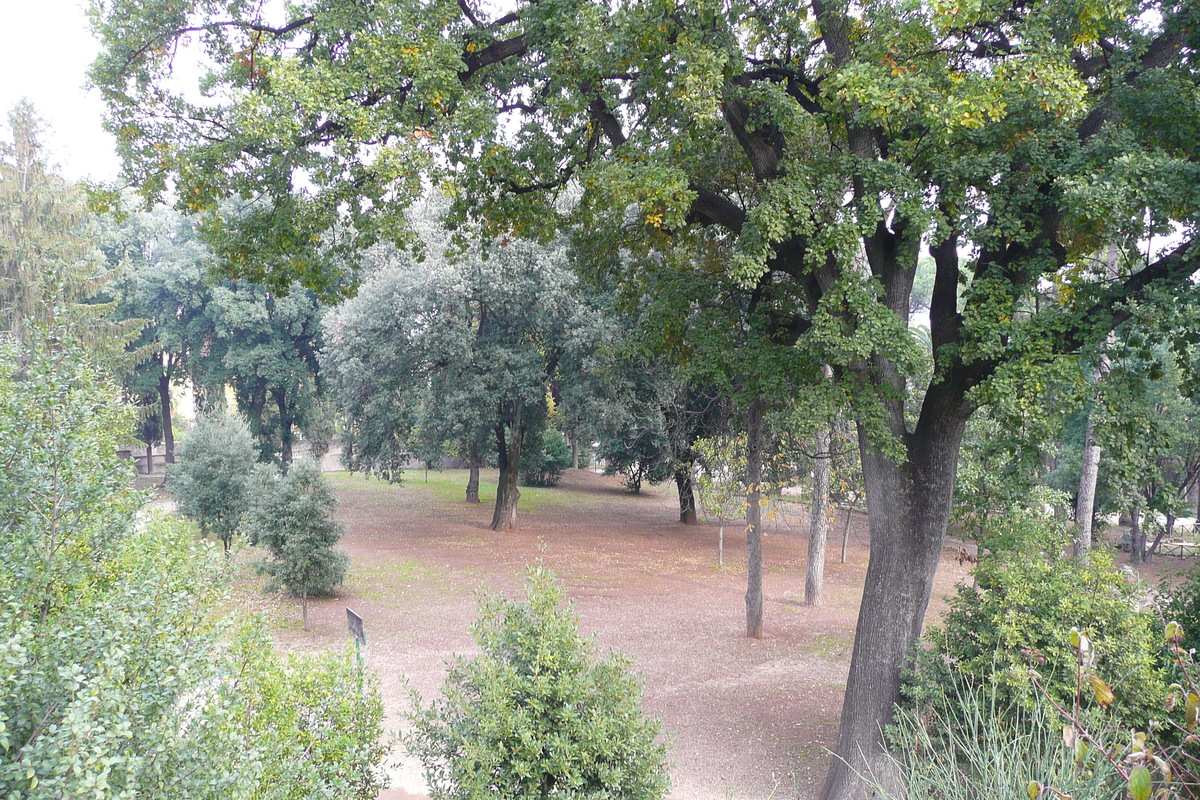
[346, 607, 366, 671]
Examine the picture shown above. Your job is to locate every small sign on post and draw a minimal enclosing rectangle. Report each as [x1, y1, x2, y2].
[346, 607, 366, 647]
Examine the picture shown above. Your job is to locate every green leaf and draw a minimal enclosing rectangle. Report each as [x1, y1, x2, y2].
[1129, 764, 1152, 800]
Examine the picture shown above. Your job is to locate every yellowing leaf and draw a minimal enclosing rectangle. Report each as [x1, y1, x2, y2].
[1090, 674, 1114, 709]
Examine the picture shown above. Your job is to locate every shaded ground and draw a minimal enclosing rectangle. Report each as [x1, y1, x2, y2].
[227, 467, 987, 800]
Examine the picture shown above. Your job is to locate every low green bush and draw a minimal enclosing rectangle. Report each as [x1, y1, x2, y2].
[520, 428, 573, 487]
[405, 567, 669, 800]
[243, 458, 349, 630]
[906, 503, 1165, 731]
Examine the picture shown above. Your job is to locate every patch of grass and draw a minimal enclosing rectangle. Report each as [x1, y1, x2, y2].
[802, 633, 853, 660]
[346, 558, 463, 602]
[328, 468, 584, 514]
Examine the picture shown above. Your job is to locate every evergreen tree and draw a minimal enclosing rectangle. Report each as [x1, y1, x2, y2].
[244, 458, 348, 631]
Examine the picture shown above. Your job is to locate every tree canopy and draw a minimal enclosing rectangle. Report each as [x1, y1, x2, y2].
[324, 231, 603, 528]
[90, 1, 1200, 796]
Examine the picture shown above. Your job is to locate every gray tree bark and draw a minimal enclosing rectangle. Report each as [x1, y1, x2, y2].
[1074, 415, 1101, 560]
[806, 426, 833, 606]
[466, 440, 481, 503]
[745, 400, 764, 639]
[1129, 507, 1145, 564]
[820, 411, 968, 800]
[490, 415, 524, 530]
[675, 464, 699, 525]
[158, 369, 175, 464]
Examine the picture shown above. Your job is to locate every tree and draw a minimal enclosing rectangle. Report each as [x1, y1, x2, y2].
[404, 566, 669, 800]
[103, 204, 215, 463]
[325, 234, 599, 529]
[92, 2, 1200, 795]
[208, 280, 325, 464]
[0, 102, 131, 358]
[169, 413, 257, 551]
[244, 458, 349, 631]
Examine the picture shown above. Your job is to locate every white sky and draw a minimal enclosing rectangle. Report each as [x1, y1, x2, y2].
[0, 0, 120, 182]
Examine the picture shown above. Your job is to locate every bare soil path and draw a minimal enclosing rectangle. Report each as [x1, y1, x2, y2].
[242, 468, 974, 800]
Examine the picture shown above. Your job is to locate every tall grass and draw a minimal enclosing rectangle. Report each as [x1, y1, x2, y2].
[866, 679, 1126, 800]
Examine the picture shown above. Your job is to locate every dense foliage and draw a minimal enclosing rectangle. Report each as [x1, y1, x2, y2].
[89, 0, 1200, 793]
[244, 458, 349, 629]
[0, 336, 386, 799]
[324, 232, 603, 528]
[169, 412, 257, 550]
[405, 567, 669, 800]
[908, 503, 1165, 730]
[520, 427, 573, 487]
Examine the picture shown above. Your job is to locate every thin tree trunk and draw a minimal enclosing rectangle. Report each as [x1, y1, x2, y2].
[840, 507, 853, 564]
[245, 378, 267, 454]
[745, 400, 764, 640]
[571, 437, 579, 470]
[159, 369, 175, 464]
[1074, 415, 1101, 559]
[274, 388, 294, 465]
[1147, 514, 1173, 562]
[806, 426, 833, 606]
[820, 413, 967, 800]
[490, 415, 524, 530]
[466, 440, 481, 503]
[145, 441, 153, 475]
[1129, 508, 1144, 564]
[675, 463, 699, 525]
[302, 589, 309, 632]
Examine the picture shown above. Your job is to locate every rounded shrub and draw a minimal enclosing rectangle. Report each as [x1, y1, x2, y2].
[405, 567, 669, 800]
[169, 413, 257, 550]
[520, 428, 573, 487]
[907, 504, 1165, 731]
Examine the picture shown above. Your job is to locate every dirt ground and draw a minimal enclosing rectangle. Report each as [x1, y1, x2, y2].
[233, 468, 1190, 800]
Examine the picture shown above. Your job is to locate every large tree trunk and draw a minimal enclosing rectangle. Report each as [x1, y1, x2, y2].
[1074, 415, 1101, 559]
[571, 437, 580, 470]
[675, 463, 699, 525]
[820, 413, 967, 800]
[745, 401, 764, 639]
[158, 370, 175, 464]
[466, 440, 481, 503]
[806, 426, 833, 606]
[490, 416, 524, 530]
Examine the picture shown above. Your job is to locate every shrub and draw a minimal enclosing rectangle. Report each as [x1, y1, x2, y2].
[1157, 571, 1200, 661]
[243, 458, 349, 630]
[170, 413, 257, 550]
[0, 339, 387, 798]
[907, 503, 1165, 731]
[520, 428, 573, 487]
[405, 567, 669, 800]
[226, 626, 388, 800]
